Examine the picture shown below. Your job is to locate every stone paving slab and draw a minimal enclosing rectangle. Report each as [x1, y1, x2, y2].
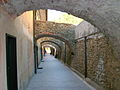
[26, 55, 96, 90]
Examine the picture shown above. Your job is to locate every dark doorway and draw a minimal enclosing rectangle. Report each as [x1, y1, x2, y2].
[6, 34, 18, 90]
[50, 47, 55, 56]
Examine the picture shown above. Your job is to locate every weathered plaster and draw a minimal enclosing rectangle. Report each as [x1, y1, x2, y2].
[75, 21, 99, 39]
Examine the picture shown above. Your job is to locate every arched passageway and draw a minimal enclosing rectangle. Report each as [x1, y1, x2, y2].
[41, 40, 62, 51]
[42, 44, 56, 56]
[1, 1, 120, 90]
[37, 37, 64, 61]
[1, 0, 120, 58]
[35, 21, 75, 43]
[35, 33, 73, 53]
[36, 33, 73, 64]
[41, 40, 62, 59]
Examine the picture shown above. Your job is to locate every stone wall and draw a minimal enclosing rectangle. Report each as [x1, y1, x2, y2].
[74, 35, 120, 90]
[35, 21, 75, 41]
[71, 39, 85, 75]
[66, 45, 71, 65]
[35, 21, 75, 50]
[73, 21, 120, 90]
[0, 10, 34, 90]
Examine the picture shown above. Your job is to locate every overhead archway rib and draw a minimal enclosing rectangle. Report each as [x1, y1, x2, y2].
[2, 0, 120, 58]
[40, 40, 62, 51]
[35, 33, 72, 52]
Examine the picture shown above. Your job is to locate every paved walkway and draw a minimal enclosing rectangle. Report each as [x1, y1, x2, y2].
[26, 55, 96, 90]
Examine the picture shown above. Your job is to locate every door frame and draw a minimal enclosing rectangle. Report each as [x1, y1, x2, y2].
[6, 33, 18, 90]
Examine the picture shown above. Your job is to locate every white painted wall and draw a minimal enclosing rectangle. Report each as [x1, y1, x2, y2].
[0, 10, 34, 90]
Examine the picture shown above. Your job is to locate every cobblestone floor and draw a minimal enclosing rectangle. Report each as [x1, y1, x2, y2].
[26, 54, 96, 90]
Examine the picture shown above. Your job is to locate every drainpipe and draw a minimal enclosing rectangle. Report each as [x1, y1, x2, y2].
[40, 42, 43, 61]
[64, 43, 66, 63]
[84, 37, 88, 78]
[33, 11, 37, 74]
[41, 45, 43, 61]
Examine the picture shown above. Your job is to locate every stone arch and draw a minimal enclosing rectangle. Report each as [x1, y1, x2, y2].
[42, 44, 56, 51]
[42, 43, 60, 55]
[42, 44, 56, 49]
[1, 0, 120, 34]
[35, 33, 72, 52]
[40, 40, 62, 51]
[37, 37, 64, 50]
[42, 44, 56, 56]
[35, 21, 75, 51]
[35, 21, 75, 42]
[41, 41, 62, 57]
[2, 0, 120, 58]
